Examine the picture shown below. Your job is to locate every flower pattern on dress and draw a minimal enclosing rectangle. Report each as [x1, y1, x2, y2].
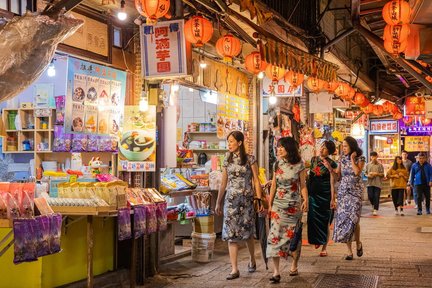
[266, 159, 305, 259]
[222, 153, 256, 242]
[333, 155, 365, 243]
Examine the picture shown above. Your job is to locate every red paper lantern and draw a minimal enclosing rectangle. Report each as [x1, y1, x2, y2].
[184, 16, 213, 47]
[244, 52, 267, 75]
[383, 24, 410, 42]
[284, 71, 304, 88]
[393, 112, 403, 120]
[403, 116, 413, 125]
[306, 77, 324, 93]
[135, 0, 170, 23]
[382, 101, 394, 112]
[353, 92, 368, 107]
[345, 86, 356, 101]
[382, 0, 411, 25]
[373, 105, 384, 116]
[325, 81, 340, 93]
[362, 104, 375, 114]
[216, 34, 242, 62]
[335, 82, 350, 98]
[265, 64, 285, 83]
[384, 39, 407, 55]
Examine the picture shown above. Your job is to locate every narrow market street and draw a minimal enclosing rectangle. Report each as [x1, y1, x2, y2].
[145, 200, 432, 288]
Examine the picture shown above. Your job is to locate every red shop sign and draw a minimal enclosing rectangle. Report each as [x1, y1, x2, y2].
[405, 97, 425, 115]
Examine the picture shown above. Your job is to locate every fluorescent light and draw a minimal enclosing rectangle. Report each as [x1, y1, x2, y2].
[336, 108, 345, 113]
[374, 136, 387, 141]
[139, 90, 148, 111]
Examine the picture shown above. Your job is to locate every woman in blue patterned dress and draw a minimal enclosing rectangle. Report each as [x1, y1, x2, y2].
[266, 137, 308, 284]
[333, 136, 365, 260]
[215, 131, 264, 280]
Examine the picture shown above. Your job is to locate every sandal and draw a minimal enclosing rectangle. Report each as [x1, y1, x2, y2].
[356, 242, 363, 257]
[289, 269, 298, 276]
[319, 251, 328, 257]
[248, 263, 256, 273]
[269, 275, 281, 283]
[226, 271, 240, 280]
[345, 254, 353, 260]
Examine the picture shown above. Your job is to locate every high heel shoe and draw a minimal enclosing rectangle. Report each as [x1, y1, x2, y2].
[269, 275, 281, 283]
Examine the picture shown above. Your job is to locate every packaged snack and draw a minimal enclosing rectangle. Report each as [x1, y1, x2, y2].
[0, 196, 8, 218]
[53, 125, 72, 152]
[55, 96, 65, 125]
[144, 204, 157, 234]
[87, 135, 99, 152]
[72, 134, 88, 152]
[118, 208, 131, 241]
[21, 183, 35, 217]
[13, 218, 38, 264]
[110, 136, 118, 152]
[33, 197, 54, 215]
[5, 193, 20, 219]
[134, 205, 146, 238]
[49, 213, 62, 254]
[156, 202, 167, 231]
[70, 182, 80, 198]
[97, 136, 112, 152]
[9, 183, 22, 209]
[35, 215, 50, 257]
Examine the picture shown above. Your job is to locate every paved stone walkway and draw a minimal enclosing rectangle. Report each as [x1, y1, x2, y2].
[144, 201, 432, 288]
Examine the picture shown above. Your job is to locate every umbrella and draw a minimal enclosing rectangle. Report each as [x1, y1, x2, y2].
[256, 212, 269, 270]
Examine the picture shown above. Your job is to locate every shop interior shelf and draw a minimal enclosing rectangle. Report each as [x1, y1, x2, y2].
[36, 129, 54, 132]
[187, 131, 217, 134]
[5, 130, 17, 132]
[22, 129, 35, 132]
[191, 148, 227, 152]
[3, 151, 34, 154]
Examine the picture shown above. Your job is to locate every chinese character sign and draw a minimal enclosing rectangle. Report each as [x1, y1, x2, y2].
[217, 94, 250, 139]
[369, 120, 398, 134]
[405, 136, 429, 152]
[65, 57, 126, 136]
[141, 19, 187, 78]
[262, 76, 302, 97]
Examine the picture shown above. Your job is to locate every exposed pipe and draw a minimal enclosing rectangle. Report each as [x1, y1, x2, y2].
[320, 28, 356, 58]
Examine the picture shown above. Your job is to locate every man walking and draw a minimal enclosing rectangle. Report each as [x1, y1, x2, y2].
[409, 153, 432, 215]
[365, 152, 384, 216]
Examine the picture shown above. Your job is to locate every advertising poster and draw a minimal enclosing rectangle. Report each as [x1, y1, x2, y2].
[405, 136, 429, 152]
[119, 106, 157, 172]
[217, 94, 249, 139]
[262, 76, 303, 97]
[65, 57, 126, 136]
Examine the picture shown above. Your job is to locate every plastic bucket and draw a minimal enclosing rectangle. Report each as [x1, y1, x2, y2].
[8, 111, 17, 130]
[193, 215, 214, 234]
[191, 232, 216, 263]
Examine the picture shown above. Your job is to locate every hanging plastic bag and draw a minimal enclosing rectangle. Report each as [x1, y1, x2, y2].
[133, 205, 147, 239]
[145, 204, 157, 234]
[35, 215, 50, 257]
[49, 213, 62, 254]
[156, 202, 167, 231]
[118, 208, 131, 241]
[13, 218, 38, 264]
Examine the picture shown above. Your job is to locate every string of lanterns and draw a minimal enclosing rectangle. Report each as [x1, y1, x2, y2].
[381, 0, 412, 55]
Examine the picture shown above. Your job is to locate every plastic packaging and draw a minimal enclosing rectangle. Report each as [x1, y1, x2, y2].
[118, 208, 131, 241]
[134, 205, 147, 238]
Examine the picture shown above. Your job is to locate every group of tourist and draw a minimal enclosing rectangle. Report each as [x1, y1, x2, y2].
[214, 130, 431, 283]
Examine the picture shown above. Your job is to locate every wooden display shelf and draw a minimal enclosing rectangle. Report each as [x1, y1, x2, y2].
[51, 206, 99, 215]
[0, 219, 12, 228]
[187, 131, 217, 134]
[3, 151, 34, 154]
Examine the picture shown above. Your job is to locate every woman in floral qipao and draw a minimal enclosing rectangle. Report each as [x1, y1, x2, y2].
[215, 131, 264, 280]
[266, 137, 308, 284]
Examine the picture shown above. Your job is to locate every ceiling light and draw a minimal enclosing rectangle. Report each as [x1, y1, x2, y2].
[199, 60, 207, 69]
[117, 0, 127, 21]
[47, 62, 56, 77]
[139, 91, 149, 112]
[269, 95, 277, 105]
[257, 71, 265, 79]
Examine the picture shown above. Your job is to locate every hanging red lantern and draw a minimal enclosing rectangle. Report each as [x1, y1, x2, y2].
[325, 80, 340, 93]
[135, 0, 170, 24]
[306, 77, 324, 93]
[383, 24, 410, 42]
[345, 86, 356, 101]
[362, 104, 375, 114]
[335, 82, 350, 98]
[184, 15, 213, 47]
[384, 39, 407, 55]
[284, 71, 304, 88]
[426, 76, 432, 83]
[403, 116, 413, 125]
[216, 34, 242, 62]
[244, 52, 267, 74]
[393, 112, 403, 120]
[373, 105, 384, 116]
[265, 64, 285, 83]
[353, 92, 368, 107]
[382, 0, 411, 25]
[382, 101, 394, 112]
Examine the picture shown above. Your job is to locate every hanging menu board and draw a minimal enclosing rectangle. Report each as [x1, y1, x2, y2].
[65, 57, 126, 136]
[405, 136, 429, 152]
[217, 94, 249, 139]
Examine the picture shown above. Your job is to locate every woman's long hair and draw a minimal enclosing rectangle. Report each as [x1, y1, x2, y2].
[278, 137, 301, 165]
[392, 156, 405, 171]
[344, 136, 363, 157]
[227, 131, 247, 166]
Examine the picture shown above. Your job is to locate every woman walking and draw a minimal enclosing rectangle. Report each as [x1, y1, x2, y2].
[333, 136, 365, 260]
[267, 137, 308, 283]
[215, 131, 264, 280]
[387, 156, 409, 216]
[307, 141, 337, 257]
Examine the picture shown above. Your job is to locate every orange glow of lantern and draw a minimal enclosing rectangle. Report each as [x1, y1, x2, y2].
[382, 0, 411, 25]
[184, 16, 213, 47]
[284, 71, 304, 88]
[362, 104, 375, 114]
[393, 112, 403, 120]
[382, 101, 394, 113]
[353, 92, 368, 107]
[325, 80, 340, 93]
[216, 34, 242, 62]
[383, 24, 410, 42]
[373, 105, 384, 116]
[135, 0, 170, 24]
[244, 52, 267, 75]
[265, 64, 285, 83]
[334, 82, 350, 98]
[384, 39, 407, 55]
[306, 77, 324, 93]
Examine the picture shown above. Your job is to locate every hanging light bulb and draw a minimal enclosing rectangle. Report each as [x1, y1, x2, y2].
[139, 90, 148, 111]
[269, 95, 277, 105]
[117, 0, 127, 21]
[199, 60, 207, 69]
[257, 71, 265, 79]
[47, 61, 56, 77]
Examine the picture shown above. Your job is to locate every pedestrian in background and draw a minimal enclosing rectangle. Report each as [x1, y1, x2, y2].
[387, 156, 408, 216]
[409, 153, 432, 215]
[267, 137, 308, 283]
[333, 136, 365, 261]
[402, 151, 413, 205]
[365, 151, 384, 216]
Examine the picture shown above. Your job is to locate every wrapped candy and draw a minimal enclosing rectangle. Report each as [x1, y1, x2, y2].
[118, 208, 131, 241]
[133, 205, 147, 238]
